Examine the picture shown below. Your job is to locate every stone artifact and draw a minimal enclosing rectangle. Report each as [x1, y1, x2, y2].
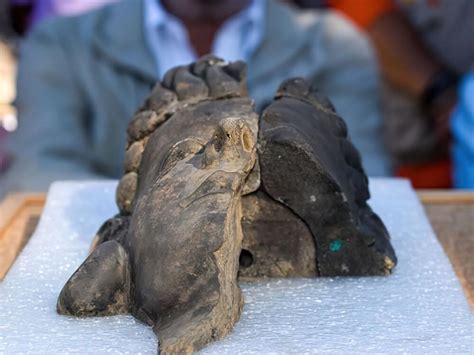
[257, 78, 396, 276]
[57, 57, 397, 354]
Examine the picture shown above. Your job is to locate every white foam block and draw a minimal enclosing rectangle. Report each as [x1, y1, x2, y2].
[0, 179, 472, 354]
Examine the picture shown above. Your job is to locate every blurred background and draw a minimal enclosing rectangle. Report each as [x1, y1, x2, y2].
[0, 0, 473, 196]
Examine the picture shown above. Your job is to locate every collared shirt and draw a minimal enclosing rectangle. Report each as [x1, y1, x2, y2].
[143, 0, 266, 78]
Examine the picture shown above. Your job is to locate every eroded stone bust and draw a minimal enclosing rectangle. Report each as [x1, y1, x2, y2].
[57, 57, 396, 354]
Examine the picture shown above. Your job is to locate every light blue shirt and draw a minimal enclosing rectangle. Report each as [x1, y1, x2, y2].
[143, 0, 266, 78]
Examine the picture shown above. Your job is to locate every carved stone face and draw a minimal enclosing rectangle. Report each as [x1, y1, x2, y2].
[57, 57, 397, 355]
[127, 116, 257, 335]
[59, 58, 260, 354]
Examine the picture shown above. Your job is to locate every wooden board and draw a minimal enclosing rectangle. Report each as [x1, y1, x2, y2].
[0, 191, 473, 310]
[0, 193, 46, 280]
[417, 190, 474, 309]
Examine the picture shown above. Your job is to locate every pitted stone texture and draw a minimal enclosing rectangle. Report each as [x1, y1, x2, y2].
[127, 116, 256, 354]
[123, 140, 145, 173]
[57, 240, 130, 316]
[58, 58, 258, 355]
[143, 83, 178, 113]
[115, 172, 137, 215]
[127, 110, 169, 143]
[240, 191, 317, 278]
[55, 59, 397, 354]
[259, 78, 397, 276]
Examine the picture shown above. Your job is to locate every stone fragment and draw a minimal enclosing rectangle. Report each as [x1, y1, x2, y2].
[57, 60, 397, 355]
[116, 172, 137, 215]
[258, 78, 397, 276]
[169, 67, 209, 101]
[58, 59, 258, 355]
[127, 110, 168, 143]
[143, 83, 178, 113]
[205, 65, 242, 98]
[240, 191, 317, 278]
[89, 215, 130, 253]
[124, 140, 145, 173]
[241, 157, 261, 196]
[129, 116, 255, 354]
[57, 240, 130, 316]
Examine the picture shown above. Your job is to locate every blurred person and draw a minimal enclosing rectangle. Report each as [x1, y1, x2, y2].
[0, 0, 119, 185]
[295, 0, 474, 188]
[0, 0, 391, 196]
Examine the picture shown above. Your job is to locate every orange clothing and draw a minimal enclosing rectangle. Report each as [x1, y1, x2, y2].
[329, 0, 453, 189]
[395, 159, 452, 188]
[329, 0, 395, 28]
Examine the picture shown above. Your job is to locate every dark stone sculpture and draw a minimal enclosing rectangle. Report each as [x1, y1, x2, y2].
[257, 78, 396, 276]
[57, 57, 397, 354]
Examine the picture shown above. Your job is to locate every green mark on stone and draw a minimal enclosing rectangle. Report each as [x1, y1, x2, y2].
[329, 239, 343, 252]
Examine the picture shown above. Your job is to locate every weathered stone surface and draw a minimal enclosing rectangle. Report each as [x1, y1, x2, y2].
[123, 140, 145, 173]
[241, 157, 261, 196]
[204, 64, 242, 98]
[115, 172, 137, 215]
[89, 215, 130, 253]
[58, 59, 397, 354]
[130, 116, 256, 354]
[163, 66, 209, 101]
[259, 78, 397, 276]
[240, 190, 317, 278]
[136, 97, 258, 200]
[127, 110, 169, 143]
[57, 240, 130, 316]
[58, 58, 258, 355]
[138, 83, 178, 119]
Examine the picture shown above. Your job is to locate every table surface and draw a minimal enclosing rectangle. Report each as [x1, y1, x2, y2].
[1, 189, 473, 309]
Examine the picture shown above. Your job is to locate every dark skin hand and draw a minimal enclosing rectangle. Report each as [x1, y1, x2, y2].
[367, 10, 457, 143]
[161, 0, 250, 56]
[428, 87, 456, 144]
[368, 11, 440, 98]
[292, 1, 456, 145]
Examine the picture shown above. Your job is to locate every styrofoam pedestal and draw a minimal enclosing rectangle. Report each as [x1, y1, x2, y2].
[0, 179, 472, 354]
